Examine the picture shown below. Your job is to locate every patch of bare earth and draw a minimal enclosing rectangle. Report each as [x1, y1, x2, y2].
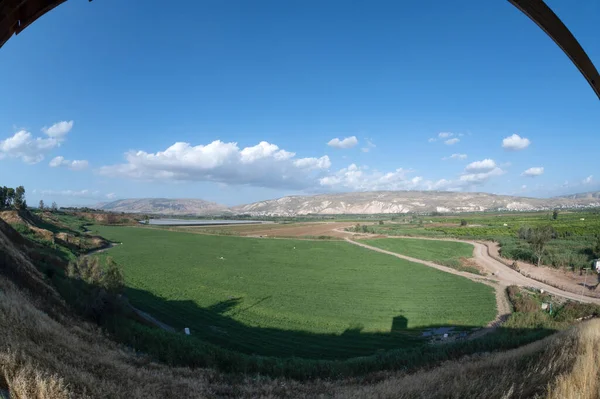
[486, 242, 600, 299]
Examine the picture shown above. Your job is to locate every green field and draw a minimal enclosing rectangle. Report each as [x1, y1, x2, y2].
[91, 225, 496, 359]
[363, 237, 476, 271]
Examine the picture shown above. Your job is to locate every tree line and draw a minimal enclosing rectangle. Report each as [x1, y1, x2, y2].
[0, 185, 26, 210]
[0, 185, 58, 211]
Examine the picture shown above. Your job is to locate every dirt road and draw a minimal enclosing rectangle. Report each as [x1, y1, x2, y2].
[343, 234, 600, 305]
[345, 238, 512, 327]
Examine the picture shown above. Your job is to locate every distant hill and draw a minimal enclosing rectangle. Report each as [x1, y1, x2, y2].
[97, 191, 600, 216]
[232, 191, 600, 216]
[97, 198, 230, 216]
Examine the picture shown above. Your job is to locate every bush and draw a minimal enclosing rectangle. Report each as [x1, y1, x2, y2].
[66, 256, 125, 322]
[460, 219, 467, 226]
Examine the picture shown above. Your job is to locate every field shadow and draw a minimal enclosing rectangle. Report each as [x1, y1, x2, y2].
[123, 286, 428, 360]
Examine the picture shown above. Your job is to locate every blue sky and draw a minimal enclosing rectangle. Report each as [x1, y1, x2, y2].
[0, 0, 598, 206]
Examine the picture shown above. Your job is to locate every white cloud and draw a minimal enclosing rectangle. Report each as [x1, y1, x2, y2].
[583, 175, 593, 184]
[0, 121, 73, 164]
[40, 189, 101, 199]
[42, 121, 74, 139]
[521, 167, 544, 177]
[460, 167, 505, 184]
[521, 185, 527, 189]
[106, 193, 117, 200]
[361, 139, 376, 153]
[465, 159, 496, 173]
[428, 138, 437, 143]
[49, 156, 89, 170]
[502, 134, 530, 151]
[444, 138, 460, 145]
[99, 140, 332, 190]
[442, 153, 467, 161]
[293, 156, 332, 170]
[319, 164, 424, 191]
[327, 136, 358, 149]
[438, 132, 453, 138]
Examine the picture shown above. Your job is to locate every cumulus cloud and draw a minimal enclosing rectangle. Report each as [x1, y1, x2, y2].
[442, 153, 467, 161]
[42, 120, 74, 139]
[502, 134, 530, 151]
[465, 159, 496, 173]
[583, 175, 593, 184]
[438, 132, 453, 138]
[99, 140, 332, 190]
[318, 164, 425, 191]
[49, 156, 89, 170]
[428, 138, 437, 143]
[0, 121, 74, 164]
[460, 167, 505, 184]
[521, 167, 544, 177]
[361, 139, 376, 153]
[444, 138, 460, 145]
[327, 136, 358, 149]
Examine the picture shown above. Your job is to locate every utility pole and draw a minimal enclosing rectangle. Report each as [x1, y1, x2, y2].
[581, 267, 590, 301]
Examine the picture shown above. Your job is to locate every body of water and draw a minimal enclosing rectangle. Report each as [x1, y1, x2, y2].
[145, 219, 267, 226]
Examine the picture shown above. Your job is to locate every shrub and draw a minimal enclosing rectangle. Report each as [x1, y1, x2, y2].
[460, 219, 468, 226]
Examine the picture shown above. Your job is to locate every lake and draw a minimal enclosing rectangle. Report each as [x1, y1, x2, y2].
[145, 219, 267, 226]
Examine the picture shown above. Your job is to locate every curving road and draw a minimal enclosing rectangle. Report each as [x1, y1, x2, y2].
[343, 234, 600, 306]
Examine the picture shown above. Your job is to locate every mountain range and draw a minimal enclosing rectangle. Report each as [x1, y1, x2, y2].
[95, 191, 600, 216]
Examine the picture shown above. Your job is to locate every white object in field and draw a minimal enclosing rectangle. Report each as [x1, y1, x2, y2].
[219, 256, 225, 260]
[581, 218, 585, 221]
[540, 289, 544, 294]
[184, 328, 190, 335]
[503, 223, 508, 227]
[293, 247, 296, 250]
[541, 303, 549, 310]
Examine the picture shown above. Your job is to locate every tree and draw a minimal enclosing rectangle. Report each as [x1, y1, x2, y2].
[51, 201, 58, 212]
[0, 186, 6, 209]
[527, 225, 555, 267]
[593, 235, 600, 258]
[13, 186, 25, 210]
[5, 188, 15, 208]
[460, 219, 468, 226]
[552, 209, 559, 220]
[378, 220, 384, 225]
[39, 200, 45, 210]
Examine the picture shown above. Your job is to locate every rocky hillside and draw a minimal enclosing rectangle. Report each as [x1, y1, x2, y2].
[233, 191, 600, 216]
[97, 191, 600, 216]
[98, 198, 230, 216]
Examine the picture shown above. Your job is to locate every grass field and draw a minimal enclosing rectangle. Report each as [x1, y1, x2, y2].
[362, 237, 476, 271]
[91, 225, 496, 359]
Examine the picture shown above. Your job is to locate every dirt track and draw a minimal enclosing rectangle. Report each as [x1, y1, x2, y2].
[340, 231, 600, 305]
[345, 238, 512, 328]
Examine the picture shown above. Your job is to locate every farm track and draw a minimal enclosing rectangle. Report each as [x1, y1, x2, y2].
[344, 238, 512, 329]
[338, 229, 600, 305]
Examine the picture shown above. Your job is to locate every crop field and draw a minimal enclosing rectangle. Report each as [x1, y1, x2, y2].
[91, 225, 496, 359]
[362, 237, 476, 271]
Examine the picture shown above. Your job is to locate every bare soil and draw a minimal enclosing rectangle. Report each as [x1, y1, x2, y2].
[486, 241, 600, 299]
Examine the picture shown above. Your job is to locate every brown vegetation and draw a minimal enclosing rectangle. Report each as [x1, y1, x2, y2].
[2, 217, 600, 398]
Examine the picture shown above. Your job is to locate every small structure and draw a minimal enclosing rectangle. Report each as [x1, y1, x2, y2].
[594, 259, 600, 272]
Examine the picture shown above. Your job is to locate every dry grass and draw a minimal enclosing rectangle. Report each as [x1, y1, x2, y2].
[2, 216, 600, 398]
